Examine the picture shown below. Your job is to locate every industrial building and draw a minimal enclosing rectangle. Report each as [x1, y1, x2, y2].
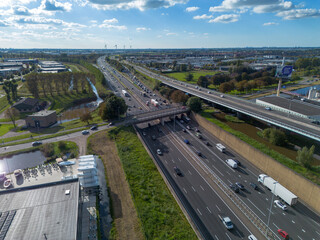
[0, 179, 80, 240]
[38, 61, 67, 73]
[12, 97, 40, 113]
[256, 96, 320, 121]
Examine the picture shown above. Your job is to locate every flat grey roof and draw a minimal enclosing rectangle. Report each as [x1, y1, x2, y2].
[0, 180, 79, 240]
[30, 110, 56, 117]
[258, 96, 320, 116]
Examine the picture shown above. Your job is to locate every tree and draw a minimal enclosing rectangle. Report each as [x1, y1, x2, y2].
[187, 97, 202, 113]
[4, 108, 20, 128]
[185, 73, 194, 82]
[99, 96, 127, 120]
[170, 90, 189, 104]
[219, 82, 233, 93]
[197, 76, 208, 88]
[297, 145, 315, 168]
[80, 112, 93, 125]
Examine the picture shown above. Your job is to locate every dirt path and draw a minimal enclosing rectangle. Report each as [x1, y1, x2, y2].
[88, 131, 144, 240]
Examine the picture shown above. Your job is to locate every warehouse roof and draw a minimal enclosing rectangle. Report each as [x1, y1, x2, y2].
[0, 179, 79, 240]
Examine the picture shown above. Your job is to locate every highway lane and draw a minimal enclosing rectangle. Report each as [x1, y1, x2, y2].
[137, 123, 257, 239]
[167, 118, 320, 240]
[130, 63, 320, 141]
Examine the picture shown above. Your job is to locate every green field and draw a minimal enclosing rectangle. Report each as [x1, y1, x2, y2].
[108, 126, 197, 239]
[165, 71, 218, 84]
[0, 124, 14, 136]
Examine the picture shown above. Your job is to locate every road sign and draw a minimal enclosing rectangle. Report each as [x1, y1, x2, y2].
[276, 65, 293, 78]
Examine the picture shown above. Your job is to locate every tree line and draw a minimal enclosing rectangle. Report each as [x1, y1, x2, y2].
[25, 72, 95, 98]
[3, 79, 18, 102]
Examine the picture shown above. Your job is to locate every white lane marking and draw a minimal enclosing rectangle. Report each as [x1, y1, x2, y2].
[273, 222, 280, 229]
[200, 185, 204, 191]
[247, 199, 266, 216]
[258, 192, 261, 195]
[267, 208, 274, 215]
[266, 198, 268, 201]
[226, 171, 231, 175]
[282, 212, 286, 216]
[183, 188, 187, 194]
[178, 158, 182, 162]
[214, 235, 219, 240]
[292, 220, 295, 224]
[206, 207, 212, 214]
[297, 236, 303, 240]
[172, 159, 175, 163]
[164, 160, 168, 164]
[302, 229, 306, 233]
[191, 186, 196, 192]
[311, 219, 320, 228]
[197, 208, 202, 216]
[216, 205, 221, 212]
[227, 179, 232, 185]
[238, 175, 241, 178]
[188, 170, 192, 175]
[211, 164, 224, 176]
[236, 230, 242, 238]
[225, 233, 232, 240]
[316, 231, 320, 236]
[244, 180, 247, 183]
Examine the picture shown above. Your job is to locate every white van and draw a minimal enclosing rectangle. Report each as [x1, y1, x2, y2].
[248, 235, 258, 240]
[216, 143, 226, 153]
[226, 159, 238, 169]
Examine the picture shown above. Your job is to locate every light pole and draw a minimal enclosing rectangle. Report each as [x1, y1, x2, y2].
[266, 182, 277, 237]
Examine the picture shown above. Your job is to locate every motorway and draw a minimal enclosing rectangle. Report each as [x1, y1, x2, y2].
[99, 57, 320, 240]
[127, 63, 320, 142]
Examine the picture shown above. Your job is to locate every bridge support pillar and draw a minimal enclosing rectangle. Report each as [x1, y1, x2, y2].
[161, 117, 165, 126]
[237, 112, 244, 120]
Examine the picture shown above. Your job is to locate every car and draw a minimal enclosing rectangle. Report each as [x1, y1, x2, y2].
[90, 125, 98, 130]
[196, 133, 202, 139]
[195, 150, 201, 156]
[157, 149, 162, 155]
[108, 122, 113, 126]
[195, 128, 200, 132]
[184, 139, 189, 144]
[250, 182, 258, 190]
[182, 128, 186, 132]
[230, 184, 239, 193]
[32, 141, 42, 146]
[205, 141, 210, 146]
[265, 107, 272, 111]
[235, 182, 245, 190]
[277, 229, 289, 239]
[220, 94, 224, 98]
[248, 235, 258, 240]
[174, 167, 182, 176]
[152, 135, 156, 140]
[142, 132, 146, 136]
[220, 216, 233, 230]
[312, 120, 320, 125]
[274, 200, 288, 210]
[186, 125, 191, 130]
[180, 120, 184, 124]
[82, 130, 90, 135]
[207, 91, 211, 94]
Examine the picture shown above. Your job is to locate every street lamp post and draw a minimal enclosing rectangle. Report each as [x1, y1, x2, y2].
[266, 182, 277, 237]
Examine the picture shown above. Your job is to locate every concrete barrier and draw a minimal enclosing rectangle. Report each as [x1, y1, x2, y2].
[191, 112, 320, 214]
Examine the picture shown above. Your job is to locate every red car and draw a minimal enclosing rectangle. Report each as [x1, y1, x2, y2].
[278, 229, 289, 239]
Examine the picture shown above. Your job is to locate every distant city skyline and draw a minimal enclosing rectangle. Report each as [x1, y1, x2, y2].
[0, 0, 319, 49]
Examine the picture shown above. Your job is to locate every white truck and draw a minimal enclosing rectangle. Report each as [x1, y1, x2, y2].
[122, 89, 129, 97]
[226, 159, 237, 169]
[258, 174, 298, 206]
[151, 99, 159, 107]
[216, 143, 226, 153]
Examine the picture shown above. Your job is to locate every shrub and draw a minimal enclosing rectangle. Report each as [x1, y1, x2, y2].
[41, 143, 54, 157]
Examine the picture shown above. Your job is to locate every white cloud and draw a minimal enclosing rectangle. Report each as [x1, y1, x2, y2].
[263, 22, 279, 26]
[0, 0, 37, 8]
[209, 0, 282, 12]
[90, 20, 98, 23]
[193, 14, 212, 20]
[277, 8, 320, 20]
[39, 0, 72, 12]
[136, 27, 151, 32]
[13, 6, 31, 16]
[87, 0, 188, 11]
[166, 32, 178, 36]
[253, 1, 293, 13]
[103, 18, 118, 24]
[209, 14, 239, 23]
[186, 6, 199, 12]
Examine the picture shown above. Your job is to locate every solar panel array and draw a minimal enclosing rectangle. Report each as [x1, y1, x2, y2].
[0, 211, 16, 240]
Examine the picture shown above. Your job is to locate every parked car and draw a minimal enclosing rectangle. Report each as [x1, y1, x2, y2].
[157, 149, 162, 155]
[250, 182, 258, 190]
[82, 130, 89, 135]
[32, 141, 42, 146]
[230, 184, 239, 193]
[235, 182, 245, 190]
[277, 229, 289, 239]
[174, 167, 182, 176]
[274, 200, 288, 210]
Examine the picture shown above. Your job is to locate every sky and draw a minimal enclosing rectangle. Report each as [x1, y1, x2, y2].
[0, 0, 319, 49]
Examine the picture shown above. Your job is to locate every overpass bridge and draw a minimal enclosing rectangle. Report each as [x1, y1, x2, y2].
[125, 107, 189, 125]
[128, 63, 320, 142]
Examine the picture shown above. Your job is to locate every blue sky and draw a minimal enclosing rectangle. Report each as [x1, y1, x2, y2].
[0, 0, 319, 49]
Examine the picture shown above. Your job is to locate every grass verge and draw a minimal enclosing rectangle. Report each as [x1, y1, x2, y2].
[165, 70, 218, 84]
[108, 126, 197, 239]
[0, 124, 14, 136]
[200, 108, 320, 185]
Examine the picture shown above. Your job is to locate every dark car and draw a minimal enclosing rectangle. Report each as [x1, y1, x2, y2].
[32, 141, 42, 147]
[234, 159, 241, 166]
[182, 128, 186, 132]
[205, 141, 210, 146]
[184, 139, 189, 144]
[90, 125, 98, 130]
[174, 167, 182, 176]
[152, 135, 156, 140]
[250, 182, 258, 190]
[195, 150, 201, 156]
[230, 184, 239, 193]
[235, 182, 245, 190]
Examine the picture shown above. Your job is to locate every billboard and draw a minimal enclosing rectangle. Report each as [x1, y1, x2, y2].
[276, 65, 293, 78]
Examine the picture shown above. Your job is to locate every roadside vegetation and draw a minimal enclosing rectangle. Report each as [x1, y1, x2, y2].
[0, 124, 14, 136]
[40, 141, 78, 160]
[104, 126, 197, 239]
[200, 107, 320, 185]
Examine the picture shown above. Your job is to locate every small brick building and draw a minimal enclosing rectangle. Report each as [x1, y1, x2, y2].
[12, 97, 39, 113]
[25, 110, 57, 128]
